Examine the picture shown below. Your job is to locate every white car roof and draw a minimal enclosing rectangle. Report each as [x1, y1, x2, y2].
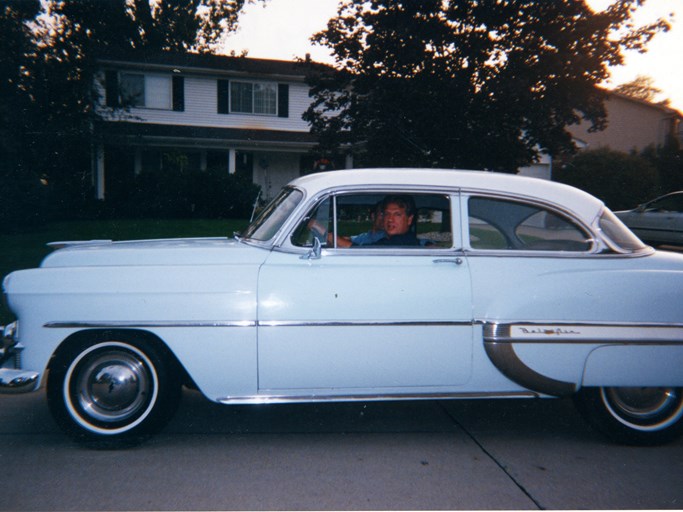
[290, 168, 605, 224]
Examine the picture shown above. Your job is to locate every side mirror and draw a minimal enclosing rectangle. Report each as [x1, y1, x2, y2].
[300, 237, 322, 260]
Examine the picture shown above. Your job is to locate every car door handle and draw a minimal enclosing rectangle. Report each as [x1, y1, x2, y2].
[433, 258, 463, 265]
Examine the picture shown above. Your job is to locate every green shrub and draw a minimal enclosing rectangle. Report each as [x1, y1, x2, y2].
[554, 148, 659, 210]
[0, 169, 51, 233]
[641, 141, 683, 194]
[120, 168, 261, 219]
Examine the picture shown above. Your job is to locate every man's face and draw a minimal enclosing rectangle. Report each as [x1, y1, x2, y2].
[383, 202, 413, 237]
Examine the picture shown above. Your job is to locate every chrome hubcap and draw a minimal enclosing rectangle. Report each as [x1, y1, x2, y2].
[71, 347, 153, 425]
[603, 387, 683, 430]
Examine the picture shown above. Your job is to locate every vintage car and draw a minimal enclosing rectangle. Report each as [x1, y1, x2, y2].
[2, 168, 683, 448]
[615, 191, 683, 247]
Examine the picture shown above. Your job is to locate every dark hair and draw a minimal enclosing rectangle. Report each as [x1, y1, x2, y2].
[381, 195, 416, 217]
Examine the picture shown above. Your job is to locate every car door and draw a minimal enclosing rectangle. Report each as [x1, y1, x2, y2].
[256, 191, 474, 395]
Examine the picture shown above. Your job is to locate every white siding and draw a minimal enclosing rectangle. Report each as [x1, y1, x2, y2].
[519, 152, 552, 180]
[99, 72, 312, 133]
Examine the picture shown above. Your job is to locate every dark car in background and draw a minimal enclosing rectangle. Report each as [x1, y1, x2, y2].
[615, 192, 683, 247]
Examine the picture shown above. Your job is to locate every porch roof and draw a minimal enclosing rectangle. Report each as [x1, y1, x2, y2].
[95, 121, 318, 152]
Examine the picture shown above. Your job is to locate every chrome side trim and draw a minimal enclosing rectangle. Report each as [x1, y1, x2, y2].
[45, 321, 256, 329]
[45, 319, 683, 342]
[483, 342, 576, 397]
[45, 320, 470, 329]
[258, 320, 471, 327]
[484, 321, 683, 344]
[217, 390, 538, 405]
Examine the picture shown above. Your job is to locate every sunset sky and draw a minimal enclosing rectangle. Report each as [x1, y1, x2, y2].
[222, 0, 682, 112]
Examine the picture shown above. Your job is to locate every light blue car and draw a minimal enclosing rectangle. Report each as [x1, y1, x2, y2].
[2, 168, 683, 447]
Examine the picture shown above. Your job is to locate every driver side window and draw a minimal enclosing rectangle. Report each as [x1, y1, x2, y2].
[291, 192, 453, 249]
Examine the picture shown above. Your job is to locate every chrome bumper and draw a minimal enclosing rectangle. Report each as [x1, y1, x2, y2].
[0, 369, 39, 393]
[1, 322, 40, 394]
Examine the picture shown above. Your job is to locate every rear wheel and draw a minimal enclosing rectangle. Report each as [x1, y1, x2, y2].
[574, 386, 683, 445]
[47, 333, 181, 448]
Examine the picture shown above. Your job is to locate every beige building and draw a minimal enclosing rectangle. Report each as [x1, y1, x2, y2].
[568, 92, 682, 153]
[520, 92, 682, 180]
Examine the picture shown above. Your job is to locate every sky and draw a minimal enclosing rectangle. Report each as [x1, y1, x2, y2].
[222, 0, 683, 112]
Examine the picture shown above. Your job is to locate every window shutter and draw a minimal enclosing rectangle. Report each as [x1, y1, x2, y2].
[278, 83, 289, 118]
[105, 71, 119, 107]
[172, 76, 185, 111]
[217, 80, 230, 114]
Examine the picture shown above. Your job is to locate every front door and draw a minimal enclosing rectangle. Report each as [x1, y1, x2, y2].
[256, 191, 473, 395]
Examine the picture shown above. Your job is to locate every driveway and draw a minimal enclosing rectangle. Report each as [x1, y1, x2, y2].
[1, 389, 681, 510]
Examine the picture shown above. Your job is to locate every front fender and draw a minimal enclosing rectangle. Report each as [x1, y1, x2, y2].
[3, 263, 261, 396]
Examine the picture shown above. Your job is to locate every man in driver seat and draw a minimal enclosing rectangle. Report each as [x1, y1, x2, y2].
[370, 195, 419, 247]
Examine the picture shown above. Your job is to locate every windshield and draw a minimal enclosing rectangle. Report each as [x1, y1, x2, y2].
[599, 208, 648, 252]
[241, 187, 304, 242]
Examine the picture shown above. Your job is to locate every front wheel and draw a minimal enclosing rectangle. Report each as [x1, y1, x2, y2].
[574, 386, 683, 445]
[47, 333, 181, 448]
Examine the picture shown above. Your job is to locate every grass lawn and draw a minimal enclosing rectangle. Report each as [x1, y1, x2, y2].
[0, 217, 249, 323]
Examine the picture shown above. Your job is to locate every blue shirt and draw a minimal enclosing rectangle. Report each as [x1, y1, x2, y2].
[372, 232, 419, 247]
[350, 230, 386, 246]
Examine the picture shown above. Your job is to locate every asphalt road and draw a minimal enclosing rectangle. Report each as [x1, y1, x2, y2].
[1, 389, 682, 510]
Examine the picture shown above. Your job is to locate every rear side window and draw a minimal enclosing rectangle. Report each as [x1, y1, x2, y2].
[468, 197, 592, 252]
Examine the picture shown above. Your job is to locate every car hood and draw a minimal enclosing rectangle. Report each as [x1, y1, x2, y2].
[40, 237, 270, 268]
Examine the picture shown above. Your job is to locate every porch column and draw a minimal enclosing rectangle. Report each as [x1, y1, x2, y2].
[345, 153, 354, 169]
[134, 148, 142, 175]
[228, 148, 237, 174]
[95, 144, 105, 200]
[200, 150, 207, 171]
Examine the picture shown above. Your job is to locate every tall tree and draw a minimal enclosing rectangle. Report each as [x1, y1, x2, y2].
[0, 1, 49, 230]
[0, 0, 41, 175]
[46, 0, 256, 54]
[305, 0, 670, 171]
[615, 74, 663, 103]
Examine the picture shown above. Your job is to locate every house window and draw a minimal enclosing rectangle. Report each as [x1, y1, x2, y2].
[146, 75, 172, 109]
[119, 73, 172, 110]
[230, 81, 277, 115]
[120, 73, 145, 107]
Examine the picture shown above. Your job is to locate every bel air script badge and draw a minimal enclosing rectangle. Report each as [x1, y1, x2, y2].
[514, 325, 582, 338]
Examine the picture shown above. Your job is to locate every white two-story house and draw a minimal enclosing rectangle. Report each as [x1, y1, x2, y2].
[93, 52, 336, 203]
[93, 52, 681, 195]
